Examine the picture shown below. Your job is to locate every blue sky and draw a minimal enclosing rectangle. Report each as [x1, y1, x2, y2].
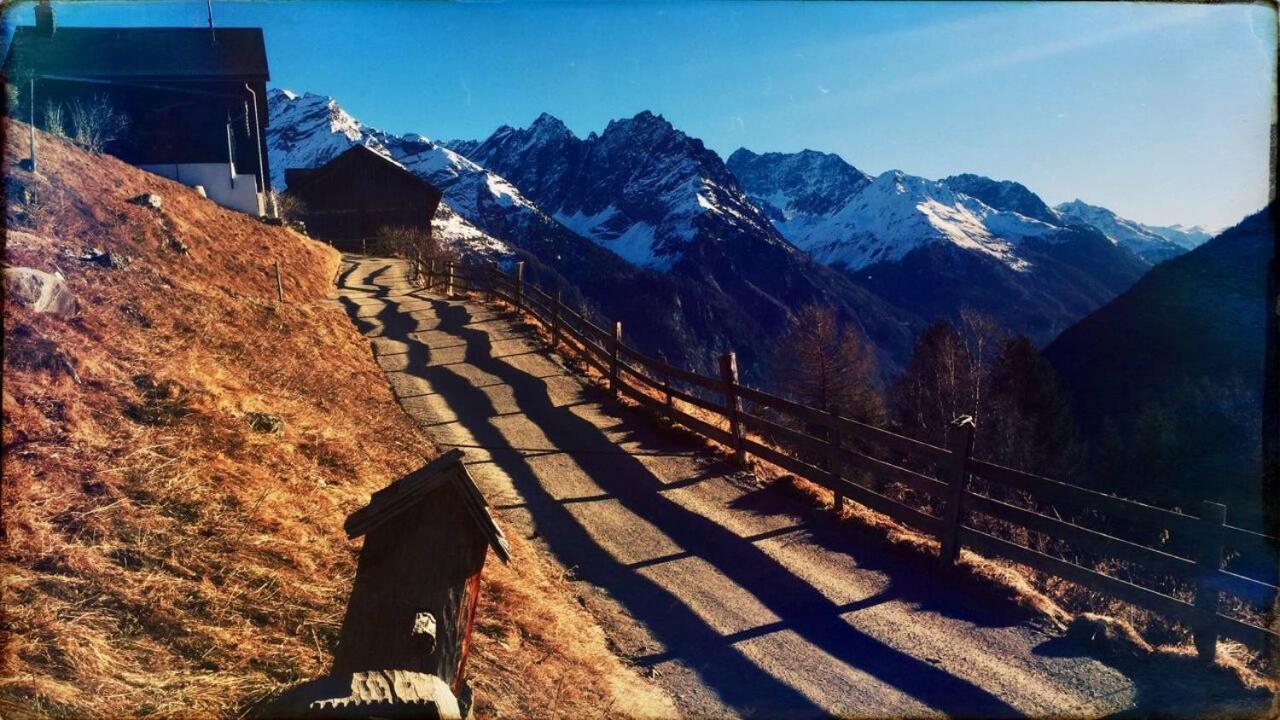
[3, 1, 1274, 229]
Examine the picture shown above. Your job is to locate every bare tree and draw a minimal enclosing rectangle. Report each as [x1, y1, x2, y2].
[271, 190, 308, 223]
[371, 225, 453, 284]
[891, 320, 976, 446]
[776, 304, 882, 422]
[68, 94, 129, 153]
[42, 99, 66, 138]
[957, 307, 1006, 428]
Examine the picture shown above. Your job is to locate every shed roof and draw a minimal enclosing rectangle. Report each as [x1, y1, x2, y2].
[2, 26, 270, 82]
[344, 449, 511, 563]
[286, 144, 434, 194]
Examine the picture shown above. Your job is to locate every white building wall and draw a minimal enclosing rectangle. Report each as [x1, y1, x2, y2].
[141, 163, 264, 217]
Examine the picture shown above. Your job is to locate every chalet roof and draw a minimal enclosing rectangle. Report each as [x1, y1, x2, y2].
[286, 144, 436, 195]
[344, 449, 511, 563]
[2, 26, 270, 82]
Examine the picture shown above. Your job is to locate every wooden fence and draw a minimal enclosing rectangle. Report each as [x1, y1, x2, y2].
[425, 258, 1278, 661]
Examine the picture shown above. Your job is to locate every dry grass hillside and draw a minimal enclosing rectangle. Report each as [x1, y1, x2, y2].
[1, 120, 672, 718]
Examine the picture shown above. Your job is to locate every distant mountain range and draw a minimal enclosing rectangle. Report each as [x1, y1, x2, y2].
[266, 88, 1227, 382]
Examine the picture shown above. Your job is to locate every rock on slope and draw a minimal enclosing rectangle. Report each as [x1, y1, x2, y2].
[0, 119, 671, 719]
[1044, 207, 1273, 521]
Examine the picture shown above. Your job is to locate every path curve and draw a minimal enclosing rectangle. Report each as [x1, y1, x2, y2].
[336, 256, 1140, 718]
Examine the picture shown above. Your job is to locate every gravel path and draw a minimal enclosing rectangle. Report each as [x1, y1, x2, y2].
[336, 256, 1142, 718]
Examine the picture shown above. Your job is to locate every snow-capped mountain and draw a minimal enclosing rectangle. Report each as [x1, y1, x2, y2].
[730, 149, 1065, 272]
[939, 174, 1060, 225]
[267, 89, 518, 260]
[266, 88, 1218, 376]
[453, 110, 924, 374]
[269, 90, 918, 379]
[1054, 200, 1211, 263]
[457, 111, 789, 270]
[728, 148, 1154, 343]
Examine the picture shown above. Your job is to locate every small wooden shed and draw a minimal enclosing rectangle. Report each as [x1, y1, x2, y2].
[333, 448, 510, 697]
[284, 144, 443, 250]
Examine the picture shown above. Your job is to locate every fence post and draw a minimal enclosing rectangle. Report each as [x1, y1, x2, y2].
[274, 260, 284, 302]
[445, 261, 455, 297]
[514, 261, 525, 311]
[1193, 500, 1227, 661]
[551, 290, 562, 349]
[660, 355, 673, 410]
[828, 404, 844, 515]
[427, 258, 436, 291]
[939, 415, 976, 565]
[610, 321, 622, 400]
[719, 352, 746, 465]
[487, 264, 497, 303]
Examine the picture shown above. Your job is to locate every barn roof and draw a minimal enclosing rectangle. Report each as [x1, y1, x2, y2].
[3, 26, 270, 82]
[286, 144, 435, 194]
[344, 449, 511, 563]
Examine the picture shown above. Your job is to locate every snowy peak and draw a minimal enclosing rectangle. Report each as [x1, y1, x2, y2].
[267, 89, 525, 260]
[727, 147, 872, 219]
[1053, 199, 1203, 262]
[730, 150, 1057, 272]
[940, 173, 1059, 225]
[530, 112, 575, 138]
[461, 109, 784, 269]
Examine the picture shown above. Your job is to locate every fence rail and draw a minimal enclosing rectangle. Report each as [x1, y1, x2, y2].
[425, 259, 1278, 661]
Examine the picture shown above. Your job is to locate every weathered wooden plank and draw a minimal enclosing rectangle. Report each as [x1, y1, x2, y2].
[968, 458, 1199, 536]
[617, 359, 663, 393]
[959, 527, 1277, 649]
[834, 416, 951, 465]
[622, 383, 736, 446]
[962, 491, 1198, 580]
[738, 435, 829, 486]
[665, 382, 729, 417]
[737, 410, 830, 456]
[960, 526, 1202, 623]
[737, 436, 943, 536]
[733, 383, 829, 426]
[557, 303, 615, 345]
[939, 417, 976, 565]
[840, 447, 948, 497]
[1220, 523, 1280, 567]
[1194, 502, 1228, 659]
[523, 281, 556, 305]
[838, 481, 945, 537]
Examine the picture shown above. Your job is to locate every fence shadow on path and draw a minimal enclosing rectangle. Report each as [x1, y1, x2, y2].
[338, 264, 1050, 718]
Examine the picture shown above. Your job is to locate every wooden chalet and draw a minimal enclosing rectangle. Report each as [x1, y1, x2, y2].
[3, 1, 272, 215]
[284, 144, 443, 251]
[333, 449, 509, 705]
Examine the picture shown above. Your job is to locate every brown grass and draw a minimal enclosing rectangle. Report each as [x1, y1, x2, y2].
[1, 121, 671, 718]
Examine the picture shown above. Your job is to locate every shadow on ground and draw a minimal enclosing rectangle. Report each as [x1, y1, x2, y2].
[334, 261, 1171, 718]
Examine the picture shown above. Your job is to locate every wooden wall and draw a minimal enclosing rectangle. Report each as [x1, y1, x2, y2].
[287, 148, 442, 243]
[331, 481, 489, 688]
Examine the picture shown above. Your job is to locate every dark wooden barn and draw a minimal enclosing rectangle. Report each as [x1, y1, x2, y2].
[335, 449, 510, 699]
[284, 144, 443, 251]
[2, 1, 272, 215]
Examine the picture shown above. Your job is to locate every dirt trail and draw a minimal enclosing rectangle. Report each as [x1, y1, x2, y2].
[336, 256, 1141, 718]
